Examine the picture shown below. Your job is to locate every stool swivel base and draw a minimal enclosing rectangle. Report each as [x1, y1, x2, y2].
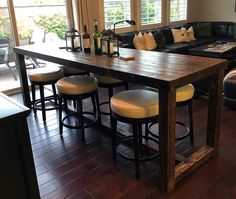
[58, 91, 101, 142]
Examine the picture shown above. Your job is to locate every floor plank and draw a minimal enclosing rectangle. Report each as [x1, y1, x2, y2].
[9, 88, 236, 199]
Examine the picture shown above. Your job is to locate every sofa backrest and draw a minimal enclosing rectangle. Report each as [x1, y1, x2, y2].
[117, 21, 236, 46]
[210, 22, 231, 37]
[228, 23, 236, 38]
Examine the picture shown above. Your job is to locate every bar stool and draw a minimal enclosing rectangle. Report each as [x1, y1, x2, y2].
[28, 66, 64, 122]
[110, 89, 159, 179]
[91, 74, 128, 118]
[60, 65, 93, 109]
[60, 65, 89, 77]
[56, 75, 101, 141]
[146, 84, 194, 144]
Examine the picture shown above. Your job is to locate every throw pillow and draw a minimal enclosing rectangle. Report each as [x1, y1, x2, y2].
[198, 23, 212, 38]
[186, 26, 196, 41]
[171, 28, 191, 43]
[144, 32, 157, 50]
[133, 32, 146, 50]
[153, 31, 166, 48]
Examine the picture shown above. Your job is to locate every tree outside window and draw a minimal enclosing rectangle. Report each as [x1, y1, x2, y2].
[141, 0, 162, 25]
[104, 0, 131, 29]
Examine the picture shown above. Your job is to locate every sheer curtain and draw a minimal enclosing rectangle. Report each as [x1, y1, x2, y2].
[73, 0, 90, 33]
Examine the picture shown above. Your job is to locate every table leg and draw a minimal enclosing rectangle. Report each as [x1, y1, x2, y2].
[207, 70, 224, 147]
[159, 88, 176, 192]
[16, 53, 31, 108]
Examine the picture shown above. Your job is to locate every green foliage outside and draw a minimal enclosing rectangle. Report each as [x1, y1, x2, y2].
[33, 14, 67, 39]
[0, 16, 10, 39]
[106, 2, 125, 27]
[0, 14, 66, 40]
[141, 0, 159, 24]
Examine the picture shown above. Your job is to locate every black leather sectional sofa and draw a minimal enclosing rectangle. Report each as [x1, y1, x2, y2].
[118, 21, 236, 56]
[117, 21, 236, 96]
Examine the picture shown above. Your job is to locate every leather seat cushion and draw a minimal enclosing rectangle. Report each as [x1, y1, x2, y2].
[146, 84, 194, 102]
[224, 70, 236, 99]
[28, 66, 64, 82]
[111, 89, 159, 119]
[57, 75, 98, 95]
[176, 84, 195, 102]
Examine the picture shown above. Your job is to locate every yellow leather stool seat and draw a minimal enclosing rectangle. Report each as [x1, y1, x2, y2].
[57, 75, 98, 95]
[111, 89, 159, 119]
[28, 66, 64, 82]
[91, 74, 123, 85]
[176, 84, 194, 102]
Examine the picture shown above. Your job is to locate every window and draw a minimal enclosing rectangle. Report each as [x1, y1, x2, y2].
[141, 0, 162, 25]
[14, 0, 67, 45]
[104, 0, 131, 29]
[169, 0, 187, 22]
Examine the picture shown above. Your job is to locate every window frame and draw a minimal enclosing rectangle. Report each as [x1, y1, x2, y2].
[167, 0, 188, 25]
[100, 0, 190, 33]
[100, 0, 135, 33]
[138, 0, 164, 30]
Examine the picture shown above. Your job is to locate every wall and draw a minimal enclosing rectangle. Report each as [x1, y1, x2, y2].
[187, 0, 200, 22]
[199, 0, 236, 21]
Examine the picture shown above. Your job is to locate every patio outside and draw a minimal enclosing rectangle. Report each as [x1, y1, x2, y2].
[0, 0, 67, 92]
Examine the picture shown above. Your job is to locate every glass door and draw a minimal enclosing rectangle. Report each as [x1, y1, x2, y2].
[14, 0, 67, 47]
[0, 0, 19, 92]
[0, 0, 69, 93]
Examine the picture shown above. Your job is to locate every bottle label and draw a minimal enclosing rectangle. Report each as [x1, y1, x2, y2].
[97, 37, 101, 48]
[83, 38, 90, 48]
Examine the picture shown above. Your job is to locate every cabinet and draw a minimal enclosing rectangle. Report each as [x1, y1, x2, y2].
[0, 92, 40, 199]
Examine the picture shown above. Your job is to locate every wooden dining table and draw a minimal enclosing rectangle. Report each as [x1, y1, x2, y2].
[14, 44, 227, 192]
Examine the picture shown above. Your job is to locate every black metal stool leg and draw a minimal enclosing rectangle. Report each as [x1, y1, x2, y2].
[91, 96, 96, 115]
[95, 91, 101, 126]
[133, 122, 140, 179]
[31, 83, 36, 114]
[39, 85, 46, 122]
[111, 117, 117, 160]
[108, 87, 113, 127]
[188, 100, 194, 144]
[77, 99, 85, 141]
[138, 124, 143, 148]
[59, 97, 63, 136]
[52, 84, 58, 106]
[145, 123, 149, 140]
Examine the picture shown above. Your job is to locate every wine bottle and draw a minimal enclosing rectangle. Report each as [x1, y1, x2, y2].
[82, 25, 91, 53]
[93, 20, 102, 55]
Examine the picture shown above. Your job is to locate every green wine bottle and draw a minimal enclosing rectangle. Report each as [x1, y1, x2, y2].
[93, 20, 102, 55]
[82, 25, 91, 53]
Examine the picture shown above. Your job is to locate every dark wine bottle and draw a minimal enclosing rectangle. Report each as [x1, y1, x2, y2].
[82, 25, 91, 53]
[93, 20, 102, 55]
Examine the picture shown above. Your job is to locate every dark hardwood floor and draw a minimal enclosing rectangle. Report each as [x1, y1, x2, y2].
[10, 86, 236, 199]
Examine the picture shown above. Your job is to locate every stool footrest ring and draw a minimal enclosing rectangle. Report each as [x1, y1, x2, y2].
[116, 135, 159, 162]
[147, 121, 190, 141]
[62, 111, 97, 129]
[34, 95, 59, 111]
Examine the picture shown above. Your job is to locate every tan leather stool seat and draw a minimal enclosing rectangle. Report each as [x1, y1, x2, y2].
[176, 84, 194, 102]
[28, 66, 64, 82]
[111, 90, 159, 119]
[146, 84, 194, 102]
[61, 65, 87, 76]
[91, 74, 123, 85]
[57, 75, 98, 95]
